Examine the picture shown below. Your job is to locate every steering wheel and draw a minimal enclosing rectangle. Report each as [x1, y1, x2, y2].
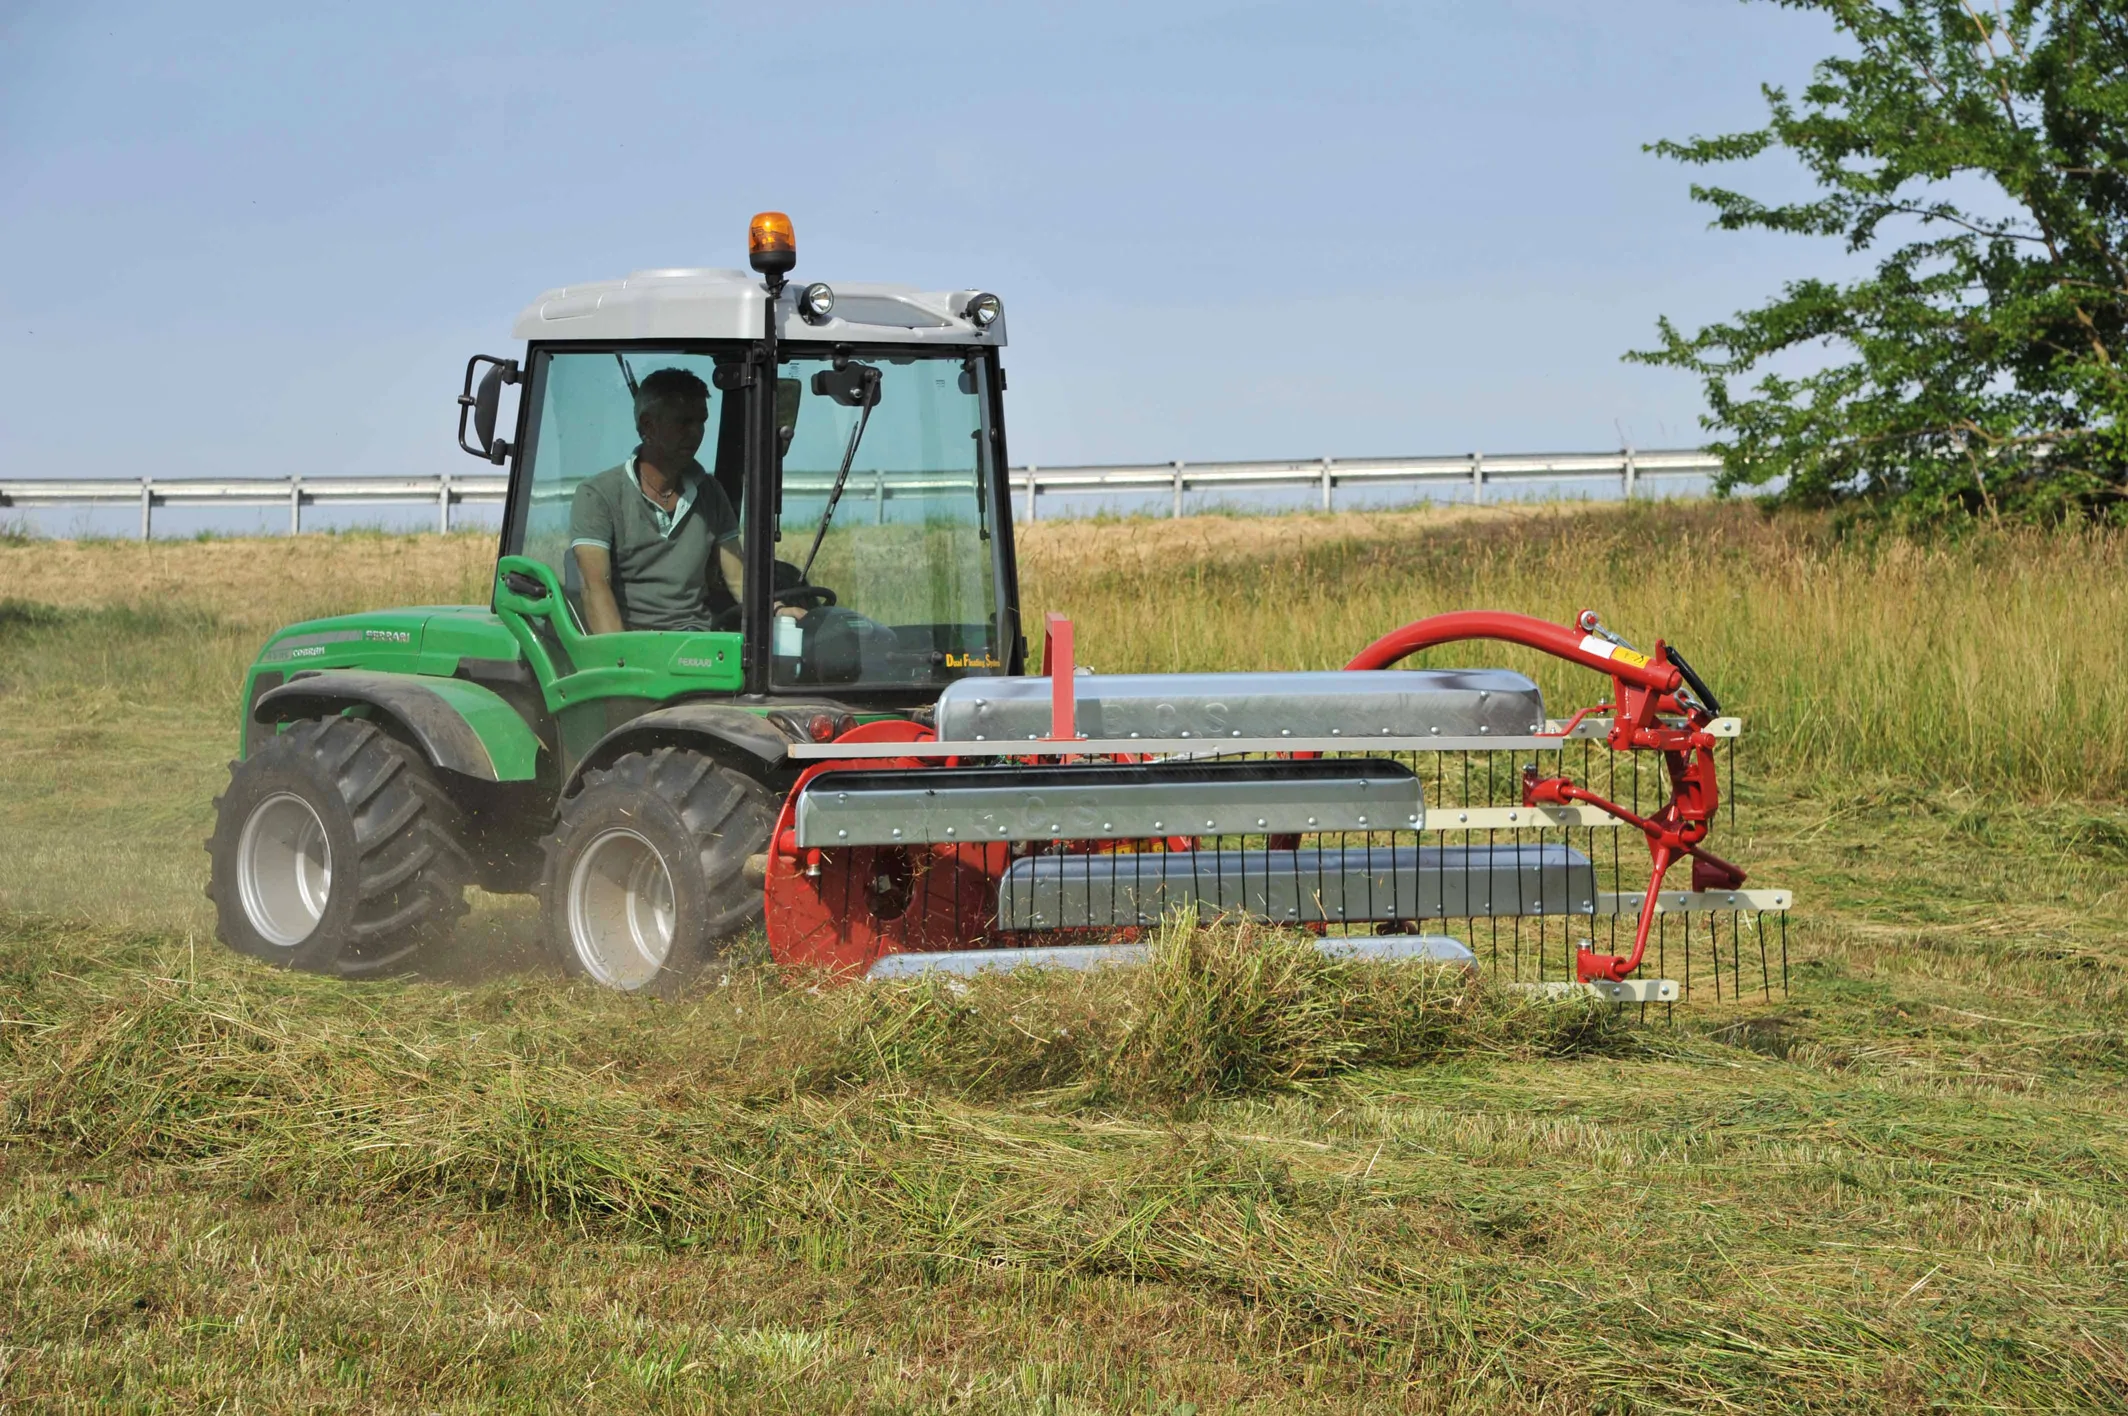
[772, 584, 837, 614]
[708, 583, 837, 632]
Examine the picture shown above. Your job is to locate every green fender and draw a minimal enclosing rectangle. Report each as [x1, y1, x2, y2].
[254, 670, 545, 782]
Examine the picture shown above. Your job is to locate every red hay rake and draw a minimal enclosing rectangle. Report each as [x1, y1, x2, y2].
[761, 610, 1791, 1004]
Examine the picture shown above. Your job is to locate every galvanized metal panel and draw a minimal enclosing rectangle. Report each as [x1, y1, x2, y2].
[863, 933, 1476, 979]
[994, 843, 1597, 930]
[793, 758, 1423, 847]
[935, 669, 1546, 743]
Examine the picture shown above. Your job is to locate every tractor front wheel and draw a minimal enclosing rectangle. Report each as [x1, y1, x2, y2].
[540, 748, 776, 993]
[208, 716, 472, 976]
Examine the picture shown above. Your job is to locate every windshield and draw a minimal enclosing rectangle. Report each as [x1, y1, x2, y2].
[772, 350, 1002, 689]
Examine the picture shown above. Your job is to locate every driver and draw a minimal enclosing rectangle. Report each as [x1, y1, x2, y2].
[568, 367, 746, 634]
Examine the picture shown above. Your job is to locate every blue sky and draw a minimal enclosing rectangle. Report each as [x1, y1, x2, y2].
[0, 1, 1854, 492]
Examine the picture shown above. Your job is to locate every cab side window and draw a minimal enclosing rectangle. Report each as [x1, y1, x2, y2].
[513, 352, 725, 623]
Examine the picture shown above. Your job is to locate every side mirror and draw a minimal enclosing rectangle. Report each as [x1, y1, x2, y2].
[456, 355, 521, 464]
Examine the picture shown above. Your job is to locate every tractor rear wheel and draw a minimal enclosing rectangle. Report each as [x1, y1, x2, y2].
[540, 748, 776, 993]
[208, 716, 472, 976]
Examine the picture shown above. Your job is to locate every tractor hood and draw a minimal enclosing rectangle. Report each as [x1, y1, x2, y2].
[512, 269, 1007, 347]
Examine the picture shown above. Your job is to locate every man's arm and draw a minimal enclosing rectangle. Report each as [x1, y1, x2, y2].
[573, 545, 625, 635]
[568, 477, 623, 634]
[718, 543, 745, 606]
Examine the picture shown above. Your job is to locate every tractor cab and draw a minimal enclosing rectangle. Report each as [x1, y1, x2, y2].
[459, 213, 1021, 714]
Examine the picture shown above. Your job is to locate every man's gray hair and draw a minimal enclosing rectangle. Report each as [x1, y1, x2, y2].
[634, 366, 711, 429]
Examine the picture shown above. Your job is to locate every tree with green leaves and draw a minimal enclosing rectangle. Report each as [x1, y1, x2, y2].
[1632, 1, 2128, 523]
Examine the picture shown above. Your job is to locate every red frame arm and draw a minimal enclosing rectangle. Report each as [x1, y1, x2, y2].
[1347, 610, 1683, 696]
[1350, 609, 1742, 983]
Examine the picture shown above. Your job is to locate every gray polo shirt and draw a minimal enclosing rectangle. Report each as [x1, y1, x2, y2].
[568, 454, 740, 631]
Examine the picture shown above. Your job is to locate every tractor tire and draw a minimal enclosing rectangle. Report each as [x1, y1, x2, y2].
[540, 747, 777, 993]
[207, 716, 472, 976]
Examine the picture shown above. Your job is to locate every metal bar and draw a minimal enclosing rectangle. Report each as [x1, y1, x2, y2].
[788, 733, 1576, 760]
[1552, 715, 1744, 739]
[1432, 804, 1625, 830]
[1595, 888, 1792, 914]
[868, 933, 1475, 979]
[0, 450, 1728, 530]
[140, 482, 152, 540]
[793, 759, 1424, 846]
[1512, 978, 1679, 1003]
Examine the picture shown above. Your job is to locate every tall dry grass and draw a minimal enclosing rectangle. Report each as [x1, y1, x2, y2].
[1021, 503, 2128, 799]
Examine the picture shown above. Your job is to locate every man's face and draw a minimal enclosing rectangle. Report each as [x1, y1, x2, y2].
[640, 395, 709, 463]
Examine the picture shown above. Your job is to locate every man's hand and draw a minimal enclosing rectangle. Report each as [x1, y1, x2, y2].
[718, 543, 807, 620]
[573, 545, 625, 635]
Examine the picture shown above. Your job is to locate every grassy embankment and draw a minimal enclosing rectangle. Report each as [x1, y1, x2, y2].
[1, 502, 2125, 1411]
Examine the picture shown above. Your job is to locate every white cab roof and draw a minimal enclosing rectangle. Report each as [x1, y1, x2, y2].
[512, 268, 1005, 346]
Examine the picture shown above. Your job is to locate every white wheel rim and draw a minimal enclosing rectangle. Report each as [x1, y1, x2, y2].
[567, 828, 677, 990]
[237, 792, 333, 947]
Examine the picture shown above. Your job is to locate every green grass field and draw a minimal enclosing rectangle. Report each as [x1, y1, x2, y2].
[2, 503, 2125, 1412]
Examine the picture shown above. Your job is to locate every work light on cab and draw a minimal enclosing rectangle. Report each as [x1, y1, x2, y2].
[798, 282, 835, 323]
[962, 292, 1001, 327]
[748, 211, 797, 277]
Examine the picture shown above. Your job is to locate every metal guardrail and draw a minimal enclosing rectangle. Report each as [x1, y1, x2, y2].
[0, 448, 1720, 537]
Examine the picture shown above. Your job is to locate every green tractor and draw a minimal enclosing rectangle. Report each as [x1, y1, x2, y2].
[209, 212, 1023, 989]
[209, 212, 1783, 1000]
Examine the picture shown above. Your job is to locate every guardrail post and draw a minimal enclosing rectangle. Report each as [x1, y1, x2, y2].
[1623, 443, 1637, 500]
[1025, 466, 1037, 523]
[1171, 461, 1184, 518]
[1320, 457, 1332, 512]
[437, 473, 451, 534]
[1471, 453, 1483, 506]
[139, 482, 153, 540]
[289, 478, 302, 535]
[874, 467, 886, 524]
